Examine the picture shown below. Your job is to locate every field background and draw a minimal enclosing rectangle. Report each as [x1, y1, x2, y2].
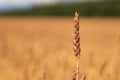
[0, 17, 120, 80]
[1, 1, 120, 17]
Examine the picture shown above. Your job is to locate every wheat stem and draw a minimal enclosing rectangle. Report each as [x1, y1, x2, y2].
[76, 57, 79, 80]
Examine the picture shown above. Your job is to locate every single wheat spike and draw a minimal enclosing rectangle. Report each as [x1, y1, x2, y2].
[73, 11, 81, 58]
[73, 11, 81, 80]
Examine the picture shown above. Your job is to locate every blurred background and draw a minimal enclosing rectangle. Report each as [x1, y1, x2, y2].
[0, 0, 120, 80]
[0, 0, 120, 16]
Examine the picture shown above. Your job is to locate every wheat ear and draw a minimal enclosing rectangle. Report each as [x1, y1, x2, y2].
[73, 11, 81, 80]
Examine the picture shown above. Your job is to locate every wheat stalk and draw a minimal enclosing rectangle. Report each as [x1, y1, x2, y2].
[72, 11, 81, 80]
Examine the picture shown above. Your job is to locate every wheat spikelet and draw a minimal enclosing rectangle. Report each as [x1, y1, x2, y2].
[72, 11, 81, 80]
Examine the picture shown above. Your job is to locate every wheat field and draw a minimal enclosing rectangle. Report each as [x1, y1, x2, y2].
[0, 17, 120, 80]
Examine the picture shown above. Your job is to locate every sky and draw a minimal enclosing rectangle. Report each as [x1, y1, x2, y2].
[0, 0, 58, 11]
[0, 0, 103, 11]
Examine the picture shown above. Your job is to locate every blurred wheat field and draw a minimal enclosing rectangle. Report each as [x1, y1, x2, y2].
[0, 17, 120, 80]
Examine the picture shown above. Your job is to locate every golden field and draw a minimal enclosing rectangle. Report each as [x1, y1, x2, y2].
[0, 17, 120, 80]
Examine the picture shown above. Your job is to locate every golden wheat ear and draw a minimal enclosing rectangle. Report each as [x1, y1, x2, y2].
[73, 11, 87, 80]
[72, 11, 81, 80]
[73, 11, 81, 58]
